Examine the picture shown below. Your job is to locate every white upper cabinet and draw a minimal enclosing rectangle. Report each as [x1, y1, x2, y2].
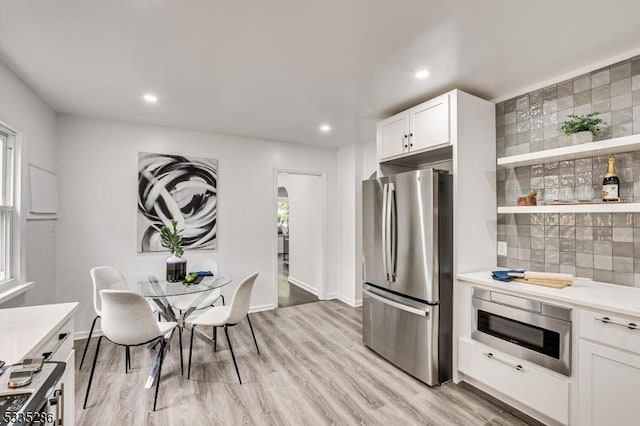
[377, 111, 409, 160]
[409, 94, 450, 152]
[377, 93, 451, 162]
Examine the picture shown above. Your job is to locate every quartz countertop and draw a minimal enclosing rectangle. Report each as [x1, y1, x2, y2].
[0, 302, 78, 365]
[457, 271, 640, 319]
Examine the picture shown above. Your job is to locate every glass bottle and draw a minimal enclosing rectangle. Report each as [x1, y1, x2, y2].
[602, 156, 620, 202]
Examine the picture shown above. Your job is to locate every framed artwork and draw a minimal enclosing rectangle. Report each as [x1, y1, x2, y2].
[137, 152, 217, 252]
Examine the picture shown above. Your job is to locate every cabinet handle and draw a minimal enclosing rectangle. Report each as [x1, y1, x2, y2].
[484, 352, 524, 372]
[595, 317, 639, 330]
[42, 351, 53, 360]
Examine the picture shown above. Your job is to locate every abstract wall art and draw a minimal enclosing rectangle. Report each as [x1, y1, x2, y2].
[137, 152, 218, 252]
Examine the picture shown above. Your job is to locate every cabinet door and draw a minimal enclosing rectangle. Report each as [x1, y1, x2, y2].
[377, 113, 409, 160]
[458, 338, 569, 424]
[579, 340, 640, 426]
[409, 94, 450, 151]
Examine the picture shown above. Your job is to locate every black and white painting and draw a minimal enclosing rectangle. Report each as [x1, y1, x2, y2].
[137, 152, 218, 252]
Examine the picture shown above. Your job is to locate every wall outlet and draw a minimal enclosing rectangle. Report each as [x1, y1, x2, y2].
[497, 241, 507, 257]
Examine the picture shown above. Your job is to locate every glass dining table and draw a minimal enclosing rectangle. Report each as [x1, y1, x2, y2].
[110, 272, 233, 387]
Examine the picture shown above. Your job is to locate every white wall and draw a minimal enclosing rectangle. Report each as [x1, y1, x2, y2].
[277, 173, 322, 294]
[336, 145, 358, 305]
[361, 141, 377, 179]
[0, 61, 58, 308]
[55, 115, 338, 333]
[335, 142, 376, 306]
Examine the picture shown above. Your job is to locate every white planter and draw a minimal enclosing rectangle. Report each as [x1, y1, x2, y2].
[570, 131, 593, 145]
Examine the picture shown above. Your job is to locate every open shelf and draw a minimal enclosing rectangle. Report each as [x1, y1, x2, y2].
[497, 134, 640, 168]
[498, 203, 640, 214]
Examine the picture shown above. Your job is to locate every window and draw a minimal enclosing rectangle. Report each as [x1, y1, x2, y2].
[0, 127, 15, 284]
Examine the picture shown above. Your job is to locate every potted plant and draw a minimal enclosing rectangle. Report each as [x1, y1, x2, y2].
[560, 112, 605, 145]
[160, 220, 187, 282]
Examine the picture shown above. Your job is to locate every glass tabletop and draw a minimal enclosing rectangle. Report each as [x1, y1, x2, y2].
[111, 273, 233, 298]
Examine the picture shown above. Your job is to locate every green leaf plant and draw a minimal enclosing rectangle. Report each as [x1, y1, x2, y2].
[560, 113, 605, 136]
[160, 220, 184, 256]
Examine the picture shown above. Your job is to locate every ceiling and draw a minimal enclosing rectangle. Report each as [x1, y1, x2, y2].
[1, 1, 640, 148]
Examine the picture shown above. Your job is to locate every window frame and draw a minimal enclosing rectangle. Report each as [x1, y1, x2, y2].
[0, 123, 21, 292]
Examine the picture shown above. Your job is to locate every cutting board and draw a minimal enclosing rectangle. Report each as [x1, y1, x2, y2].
[514, 278, 572, 289]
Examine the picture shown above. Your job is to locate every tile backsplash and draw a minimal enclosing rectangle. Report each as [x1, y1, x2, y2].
[495, 56, 640, 287]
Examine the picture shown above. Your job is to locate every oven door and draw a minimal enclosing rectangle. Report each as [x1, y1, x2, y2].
[472, 297, 571, 376]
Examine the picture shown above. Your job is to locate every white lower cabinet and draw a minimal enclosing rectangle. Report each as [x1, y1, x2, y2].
[578, 339, 640, 426]
[458, 338, 570, 425]
[37, 319, 75, 425]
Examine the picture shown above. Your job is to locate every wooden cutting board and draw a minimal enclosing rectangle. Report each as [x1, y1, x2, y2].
[514, 278, 572, 289]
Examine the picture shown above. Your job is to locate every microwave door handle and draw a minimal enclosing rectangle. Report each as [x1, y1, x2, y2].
[389, 183, 397, 282]
[381, 183, 389, 281]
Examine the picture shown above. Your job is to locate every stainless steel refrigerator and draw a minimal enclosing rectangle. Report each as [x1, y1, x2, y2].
[362, 168, 453, 386]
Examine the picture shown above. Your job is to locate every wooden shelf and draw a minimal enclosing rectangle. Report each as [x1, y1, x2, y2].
[497, 134, 640, 168]
[498, 203, 640, 214]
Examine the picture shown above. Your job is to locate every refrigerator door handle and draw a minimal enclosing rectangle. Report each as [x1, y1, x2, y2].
[363, 289, 429, 317]
[381, 183, 390, 281]
[389, 182, 397, 282]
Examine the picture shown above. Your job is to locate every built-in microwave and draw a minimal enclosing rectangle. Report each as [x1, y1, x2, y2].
[472, 288, 572, 376]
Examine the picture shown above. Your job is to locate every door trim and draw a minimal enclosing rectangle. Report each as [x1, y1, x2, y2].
[273, 169, 326, 308]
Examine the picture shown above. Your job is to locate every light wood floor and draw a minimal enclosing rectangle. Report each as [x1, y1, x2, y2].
[74, 300, 536, 425]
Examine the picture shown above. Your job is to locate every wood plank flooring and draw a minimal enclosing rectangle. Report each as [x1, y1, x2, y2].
[74, 300, 537, 425]
[277, 254, 318, 308]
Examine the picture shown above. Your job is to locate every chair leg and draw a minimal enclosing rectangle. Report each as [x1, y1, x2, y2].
[153, 339, 166, 412]
[83, 335, 103, 409]
[188, 325, 195, 380]
[79, 315, 99, 369]
[178, 327, 184, 376]
[125, 346, 129, 373]
[224, 326, 242, 384]
[213, 326, 217, 352]
[246, 314, 260, 355]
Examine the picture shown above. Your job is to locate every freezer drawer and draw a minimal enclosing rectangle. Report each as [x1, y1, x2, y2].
[362, 288, 440, 386]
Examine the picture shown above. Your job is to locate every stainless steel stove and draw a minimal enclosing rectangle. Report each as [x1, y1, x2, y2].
[0, 362, 64, 426]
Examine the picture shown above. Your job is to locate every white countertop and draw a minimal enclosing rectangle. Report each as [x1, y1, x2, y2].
[457, 271, 640, 319]
[0, 302, 78, 365]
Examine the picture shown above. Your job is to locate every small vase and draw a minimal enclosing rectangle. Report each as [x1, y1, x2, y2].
[570, 131, 593, 145]
[166, 254, 187, 282]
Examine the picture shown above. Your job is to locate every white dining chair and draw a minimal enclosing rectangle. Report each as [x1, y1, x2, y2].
[79, 266, 126, 369]
[83, 289, 181, 412]
[187, 272, 260, 383]
[169, 259, 224, 313]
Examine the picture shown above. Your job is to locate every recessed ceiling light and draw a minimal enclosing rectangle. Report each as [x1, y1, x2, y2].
[415, 69, 430, 79]
[143, 93, 158, 103]
[319, 124, 331, 132]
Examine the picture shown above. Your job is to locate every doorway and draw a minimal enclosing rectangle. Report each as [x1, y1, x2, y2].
[274, 171, 323, 308]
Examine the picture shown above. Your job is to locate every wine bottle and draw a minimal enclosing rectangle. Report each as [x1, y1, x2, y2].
[602, 156, 620, 202]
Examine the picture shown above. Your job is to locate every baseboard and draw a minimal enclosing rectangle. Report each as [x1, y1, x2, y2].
[287, 276, 319, 296]
[73, 329, 102, 341]
[334, 294, 363, 308]
[249, 303, 275, 313]
[322, 292, 338, 300]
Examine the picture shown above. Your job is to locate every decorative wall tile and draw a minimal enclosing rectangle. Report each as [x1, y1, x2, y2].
[495, 56, 640, 286]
